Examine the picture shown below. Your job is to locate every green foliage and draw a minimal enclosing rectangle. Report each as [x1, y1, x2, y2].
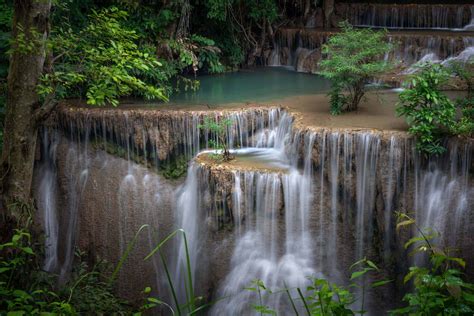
[191, 34, 225, 74]
[391, 213, 474, 315]
[349, 258, 392, 315]
[247, 0, 278, 24]
[0, 230, 75, 314]
[446, 59, 474, 98]
[452, 96, 474, 137]
[328, 82, 348, 115]
[305, 278, 354, 315]
[447, 59, 474, 137]
[319, 22, 392, 113]
[160, 156, 188, 179]
[168, 34, 224, 77]
[206, 0, 277, 23]
[217, 36, 245, 69]
[66, 251, 128, 314]
[0, 0, 12, 78]
[198, 117, 233, 161]
[246, 279, 276, 315]
[206, 0, 230, 21]
[397, 63, 456, 155]
[247, 258, 390, 315]
[143, 229, 209, 315]
[41, 7, 168, 106]
[10, 25, 44, 55]
[0, 227, 129, 315]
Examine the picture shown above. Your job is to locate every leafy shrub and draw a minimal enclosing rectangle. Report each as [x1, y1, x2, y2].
[447, 59, 474, 137]
[0, 230, 74, 314]
[248, 258, 390, 315]
[40, 7, 168, 106]
[392, 213, 474, 315]
[191, 34, 225, 74]
[319, 22, 392, 114]
[397, 63, 456, 155]
[160, 155, 188, 179]
[0, 228, 129, 315]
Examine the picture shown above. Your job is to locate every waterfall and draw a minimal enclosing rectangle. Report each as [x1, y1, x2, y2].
[335, 4, 474, 30]
[39, 105, 474, 312]
[59, 129, 91, 283]
[37, 130, 59, 272]
[173, 163, 204, 301]
[355, 134, 380, 261]
[383, 136, 399, 258]
[210, 132, 317, 315]
[463, 7, 474, 30]
[269, 28, 472, 73]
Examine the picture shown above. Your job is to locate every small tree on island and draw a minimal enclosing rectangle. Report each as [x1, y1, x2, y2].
[319, 22, 393, 114]
[198, 117, 234, 162]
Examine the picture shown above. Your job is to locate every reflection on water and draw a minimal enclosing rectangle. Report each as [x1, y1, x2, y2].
[170, 67, 330, 105]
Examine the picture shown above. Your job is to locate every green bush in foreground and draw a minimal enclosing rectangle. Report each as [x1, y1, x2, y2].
[0, 229, 129, 315]
[2, 214, 473, 315]
[392, 213, 474, 315]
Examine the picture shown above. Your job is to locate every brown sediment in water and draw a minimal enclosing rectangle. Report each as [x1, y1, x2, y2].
[196, 152, 289, 174]
[60, 89, 467, 134]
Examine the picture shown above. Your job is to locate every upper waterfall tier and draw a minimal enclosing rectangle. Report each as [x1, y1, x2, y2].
[268, 28, 474, 72]
[334, 3, 473, 30]
[55, 104, 282, 162]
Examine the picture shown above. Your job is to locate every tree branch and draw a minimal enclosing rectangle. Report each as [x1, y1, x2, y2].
[32, 92, 57, 125]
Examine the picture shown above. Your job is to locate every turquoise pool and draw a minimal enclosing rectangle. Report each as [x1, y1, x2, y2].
[169, 67, 330, 105]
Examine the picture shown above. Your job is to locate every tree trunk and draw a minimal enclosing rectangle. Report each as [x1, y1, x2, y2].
[0, 0, 51, 218]
[349, 82, 365, 112]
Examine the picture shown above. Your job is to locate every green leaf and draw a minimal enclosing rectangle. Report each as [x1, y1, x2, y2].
[371, 279, 392, 288]
[396, 219, 415, 231]
[350, 268, 370, 280]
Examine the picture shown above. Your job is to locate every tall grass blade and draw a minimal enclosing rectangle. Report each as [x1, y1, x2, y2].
[144, 228, 184, 260]
[109, 224, 149, 285]
[283, 282, 299, 316]
[160, 250, 181, 316]
[297, 288, 311, 316]
[145, 229, 196, 313]
[182, 232, 195, 311]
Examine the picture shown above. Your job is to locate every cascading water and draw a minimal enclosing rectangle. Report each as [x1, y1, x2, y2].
[335, 4, 474, 30]
[38, 104, 473, 313]
[36, 130, 60, 273]
[210, 130, 317, 315]
[268, 3, 474, 75]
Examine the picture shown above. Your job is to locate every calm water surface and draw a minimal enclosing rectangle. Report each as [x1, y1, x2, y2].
[170, 67, 330, 105]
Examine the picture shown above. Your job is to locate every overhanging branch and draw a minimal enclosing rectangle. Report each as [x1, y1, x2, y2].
[32, 92, 57, 125]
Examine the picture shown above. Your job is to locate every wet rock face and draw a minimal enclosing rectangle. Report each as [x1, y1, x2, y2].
[52, 135, 179, 299]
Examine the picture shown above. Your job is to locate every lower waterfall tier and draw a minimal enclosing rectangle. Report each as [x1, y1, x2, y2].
[36, 105, 474, 314]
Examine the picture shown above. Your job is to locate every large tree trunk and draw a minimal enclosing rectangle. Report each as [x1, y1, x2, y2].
[0, 0, 51, 218]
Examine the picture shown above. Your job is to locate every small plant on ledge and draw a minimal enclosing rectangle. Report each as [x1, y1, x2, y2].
[198, 117, 234, 162]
